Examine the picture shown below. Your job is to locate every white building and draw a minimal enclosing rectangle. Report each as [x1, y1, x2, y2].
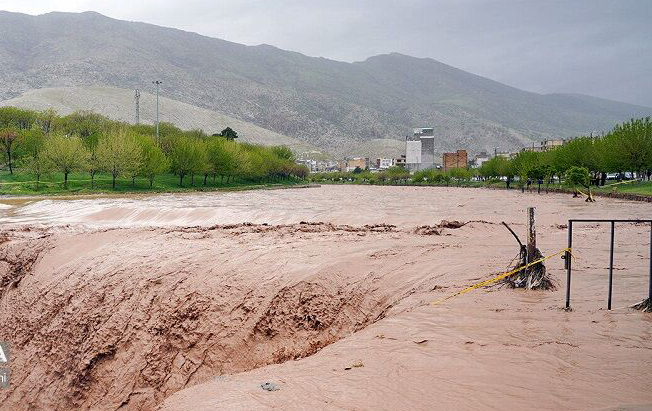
[406, 127, 437, 172]
[471, 151, 491, 169]
[376, 158, 395, 170]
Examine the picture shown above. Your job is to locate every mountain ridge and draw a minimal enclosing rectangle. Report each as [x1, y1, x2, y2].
[0, 10, 650, 157]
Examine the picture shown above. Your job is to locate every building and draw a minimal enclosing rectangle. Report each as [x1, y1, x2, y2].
[395, 155, 406, 167]
[471, 151, 491, 169]
[375, 158, 395, 170]
[342, 157, 369, 172]
[495, 151, 512, 159]
[522, 139, 567, 153]
[405, 127, 437, 172]
[442, 150, 468, 171]
[540, 139, 565, 151]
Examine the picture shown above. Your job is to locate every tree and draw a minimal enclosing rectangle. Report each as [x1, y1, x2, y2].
[83, 130, 102, 188]
[565, 166, 595, 202]
[37, 108, 57, 134]
[138, 135, 169, 188]
[169, 136, 204, 186]
[0, 128, 19, 174]
[607, 117, 652, 177]
[207, 137, 236, 184]
[220, 127, 238, 141]
[41, 134, 90, 188]
[19, 129, 48, 189]
[190, 139, 208, 186]
[96, 130, 142, 189]
[271, 146, 295, 162]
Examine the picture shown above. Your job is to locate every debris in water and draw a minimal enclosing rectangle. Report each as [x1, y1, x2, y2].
[260, 382, 280, 391]
[345, 360, 364, 370]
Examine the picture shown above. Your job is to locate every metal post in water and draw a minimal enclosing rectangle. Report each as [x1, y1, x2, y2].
[565, 220, 573, 309]
[649, 222, 652, 302]
[527, 207, 536, 265]
[608, 221, 615, 310]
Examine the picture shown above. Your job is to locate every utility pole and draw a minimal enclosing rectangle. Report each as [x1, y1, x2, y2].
[134, 89, 140, 124]
[152, 80, 162, 145]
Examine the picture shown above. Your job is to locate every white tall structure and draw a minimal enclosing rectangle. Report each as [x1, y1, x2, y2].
[406, 127, 437, 172]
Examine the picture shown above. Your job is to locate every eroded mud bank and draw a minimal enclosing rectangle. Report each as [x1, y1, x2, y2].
[0, 186, 650, 411]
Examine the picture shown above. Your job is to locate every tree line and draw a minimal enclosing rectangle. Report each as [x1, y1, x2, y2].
[477, 117, 652, 190]
[0, 107, 308, 189]
[311, 117, 651, 196]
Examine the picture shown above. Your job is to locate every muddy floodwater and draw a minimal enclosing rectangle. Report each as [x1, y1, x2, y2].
[0, 185, 651, 411]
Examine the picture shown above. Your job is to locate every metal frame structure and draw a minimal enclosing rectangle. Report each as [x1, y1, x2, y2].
[565, 219, 652, 309]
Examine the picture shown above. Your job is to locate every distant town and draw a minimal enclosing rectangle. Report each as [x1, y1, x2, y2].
[296, 127, 570, 173]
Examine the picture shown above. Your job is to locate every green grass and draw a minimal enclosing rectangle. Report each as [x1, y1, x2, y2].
[482, 179, 652, 197]
[0, 170, 305, 197]
[594, 180, 652, 196]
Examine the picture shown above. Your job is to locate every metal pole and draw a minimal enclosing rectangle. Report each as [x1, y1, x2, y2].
[152, 80, 162, 145]
[649, 222, 652, 302]
[565, 220, 573, 309]
[156, 82, 159, 142]
[608, 221, 615, 310]
[527, 207, 536, 265]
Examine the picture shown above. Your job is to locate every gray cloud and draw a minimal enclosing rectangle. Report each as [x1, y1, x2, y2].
[2, 0, 651, 106]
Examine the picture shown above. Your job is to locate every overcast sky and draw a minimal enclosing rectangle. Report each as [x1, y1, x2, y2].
[1, 0, 650, 107]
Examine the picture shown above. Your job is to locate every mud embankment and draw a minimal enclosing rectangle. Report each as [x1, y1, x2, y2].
[0, 223, 429, 411]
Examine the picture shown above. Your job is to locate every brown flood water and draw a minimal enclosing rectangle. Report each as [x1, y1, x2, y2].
[0, 185, 650, 411]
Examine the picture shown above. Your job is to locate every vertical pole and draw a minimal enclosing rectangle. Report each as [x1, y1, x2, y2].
[527, 207, 536, 265]
[649, 222, 652, 302]
[608, 221, 615, 310]
[565, 220, 573, 309]
[155, 82, 160, 145]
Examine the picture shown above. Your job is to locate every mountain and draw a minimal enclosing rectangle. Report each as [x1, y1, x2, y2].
[0, 86, 326, 156]
[0, 10, 650, 158]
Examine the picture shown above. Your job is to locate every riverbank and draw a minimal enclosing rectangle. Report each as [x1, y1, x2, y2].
[0, 170, 311, 197]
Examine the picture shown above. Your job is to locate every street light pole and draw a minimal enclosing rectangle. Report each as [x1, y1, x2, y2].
[152, 80, 162, 145]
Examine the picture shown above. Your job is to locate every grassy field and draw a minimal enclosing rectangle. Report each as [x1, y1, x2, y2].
[593, 180, 652, 196]
[0, 170, 305, 196]
[481, 179, 652, 196]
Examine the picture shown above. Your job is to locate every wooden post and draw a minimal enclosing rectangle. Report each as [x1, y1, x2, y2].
[527, 207, 536, 267]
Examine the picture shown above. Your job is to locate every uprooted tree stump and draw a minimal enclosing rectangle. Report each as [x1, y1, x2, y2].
[501, 208, 555, 290]
[632, 298, 652, 312]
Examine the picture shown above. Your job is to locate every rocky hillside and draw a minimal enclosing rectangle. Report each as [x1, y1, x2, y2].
[0, 10, 650, 157]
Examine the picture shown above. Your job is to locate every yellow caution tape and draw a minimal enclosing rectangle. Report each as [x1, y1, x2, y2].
[603, 178, 641, 187]
[431, 247, 573, 306]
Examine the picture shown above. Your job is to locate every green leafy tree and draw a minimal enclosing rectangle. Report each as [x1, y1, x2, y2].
[220, 127, 238, 141]
[565, 166, 595, 202]
[19, 129, 48, 189]
[208, 137, 235, 184]
[96, 130, 143, 188]
[42, 134, 90, 188]
[0, 128, 19, 174]
[169, 136, 204, 186]
[138, 135, 169, 188]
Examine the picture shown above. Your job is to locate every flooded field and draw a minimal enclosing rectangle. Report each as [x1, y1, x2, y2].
[0, 185, 651, 411]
